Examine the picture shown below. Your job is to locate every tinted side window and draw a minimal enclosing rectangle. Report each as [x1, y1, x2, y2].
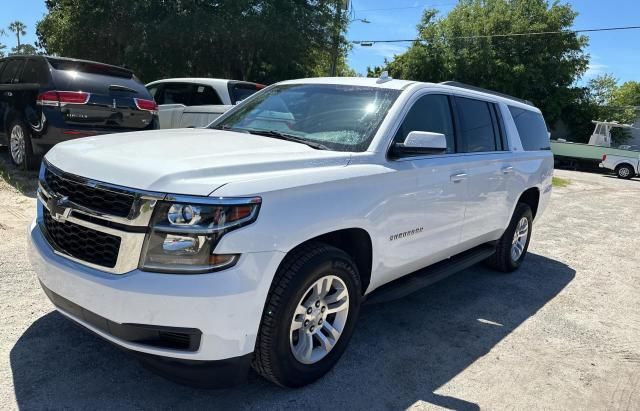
[0, 59, 25, 84]
[0, 61, 6, 78]
[509, 106, 550, 151]
[455, 97, 498, 153]
[230, 83, 260, 104]
[147, 86, 159, 99]
[20, 59, 50, 85]
[158, 83, 193, 105]
[393, 94, 455, 153]
[191, 85, 222, 105]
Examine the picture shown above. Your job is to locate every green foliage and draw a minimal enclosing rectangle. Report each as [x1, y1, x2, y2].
[371, 0, 589, 126]
[37, 0, 352, 83]
[552, 176, 570, 187]
[561, 74, 640, 143]
[8, 21, 27, 47]
[10, 44, 38, 55]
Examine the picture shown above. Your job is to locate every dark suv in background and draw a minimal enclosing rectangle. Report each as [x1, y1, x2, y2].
[0, 55, 158, 169]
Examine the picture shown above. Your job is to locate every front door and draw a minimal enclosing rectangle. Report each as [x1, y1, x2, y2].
[373, 93, 467, 287]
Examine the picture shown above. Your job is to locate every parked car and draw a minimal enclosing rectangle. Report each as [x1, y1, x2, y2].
[551, 121, 639, 170]
[28, 75, 553, 388]
[146, 78, 263, 129]
[0, 55, 158, 169]
[600, 153, 640, 179]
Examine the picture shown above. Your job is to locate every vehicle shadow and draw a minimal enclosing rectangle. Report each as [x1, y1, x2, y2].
[10, 253, 574, 410]
[601, 175, 639, 182]
[0, 148, 39, 198]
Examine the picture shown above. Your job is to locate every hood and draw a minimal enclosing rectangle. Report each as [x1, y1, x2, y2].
[45, 128, 352, 196]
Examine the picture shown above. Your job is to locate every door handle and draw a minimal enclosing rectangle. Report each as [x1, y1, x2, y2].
[3, 91, 12, 97]
[502, 166, 514, 174]
[450, 172, 468, 183]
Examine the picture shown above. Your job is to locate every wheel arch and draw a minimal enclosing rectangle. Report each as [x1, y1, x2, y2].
[279, 227, 373, 295]
[517, 187, 540, 219]
[614, 162, 635, 172]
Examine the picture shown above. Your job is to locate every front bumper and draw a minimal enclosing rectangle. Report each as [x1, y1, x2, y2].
[28, 220, 285, 363]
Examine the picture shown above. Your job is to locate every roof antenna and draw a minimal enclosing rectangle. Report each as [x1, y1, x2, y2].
[377, 71, 392, 84]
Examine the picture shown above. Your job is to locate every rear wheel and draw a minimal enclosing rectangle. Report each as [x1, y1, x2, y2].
[616, 164, 634, 179]
[486, 203, 533, 272]
[8, 120, 37, 170]
[253, 242, 361, 387]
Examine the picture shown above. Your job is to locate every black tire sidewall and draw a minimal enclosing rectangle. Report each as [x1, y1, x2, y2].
[269, 249, 361, 387]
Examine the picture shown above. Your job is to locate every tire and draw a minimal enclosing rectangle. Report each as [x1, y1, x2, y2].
[616, 164, 634, 179]
[253, 242, 362, 387]
[8, 119, 37, 170]
[486, 203, 533, 273]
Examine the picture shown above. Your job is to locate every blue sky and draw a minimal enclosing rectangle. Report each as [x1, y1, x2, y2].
[2, 0, 639, 83]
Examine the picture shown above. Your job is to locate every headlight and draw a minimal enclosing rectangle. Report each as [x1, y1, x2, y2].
[140, 196, 261, 273]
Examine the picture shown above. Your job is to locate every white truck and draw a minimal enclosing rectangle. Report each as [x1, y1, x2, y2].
[28, 75, 553, 388]
[145, 78, 263, 129]
[600, 153, 640, 179]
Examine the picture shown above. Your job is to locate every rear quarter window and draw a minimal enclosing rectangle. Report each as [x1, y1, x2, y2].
[230, 83, 261, 104]
[21, 58, 50, 85]
[508, 106, 550, 151]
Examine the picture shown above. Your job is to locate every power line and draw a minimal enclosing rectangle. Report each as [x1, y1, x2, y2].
[354, 3, 457, 13]
[352, 25, 640, 44]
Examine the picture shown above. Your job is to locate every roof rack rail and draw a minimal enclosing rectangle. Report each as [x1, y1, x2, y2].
[439, 81, 534, 106]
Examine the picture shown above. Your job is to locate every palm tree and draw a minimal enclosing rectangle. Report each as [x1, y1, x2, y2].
[8, 21, 27, 48]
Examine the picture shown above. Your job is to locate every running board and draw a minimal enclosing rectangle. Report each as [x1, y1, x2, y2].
[364, 243, 496, 305]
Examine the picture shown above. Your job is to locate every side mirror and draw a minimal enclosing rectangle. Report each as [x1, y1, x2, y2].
[392, 131, 447, 156]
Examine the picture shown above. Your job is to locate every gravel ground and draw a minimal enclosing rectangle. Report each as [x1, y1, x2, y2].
[0, 151, 639, 410]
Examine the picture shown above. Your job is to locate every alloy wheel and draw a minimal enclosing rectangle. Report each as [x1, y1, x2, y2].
[9, 125, 26, 165]
[619, 167, 631, 178]
[289, 275, 349, 365]
[511, 217, 529, 261]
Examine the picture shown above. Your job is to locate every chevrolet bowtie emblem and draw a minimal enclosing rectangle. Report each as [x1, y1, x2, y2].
[47, 195, 71, 223]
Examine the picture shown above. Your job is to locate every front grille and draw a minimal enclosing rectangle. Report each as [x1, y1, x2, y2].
[43, 209, 121, 268]
[44, 168, 134, 217]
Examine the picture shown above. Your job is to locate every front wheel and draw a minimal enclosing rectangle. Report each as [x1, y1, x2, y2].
[616, 164, 634, 179]
[486, 203, 533, 272]
[253, 242, 361, 387]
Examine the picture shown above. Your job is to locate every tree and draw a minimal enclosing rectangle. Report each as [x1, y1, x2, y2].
[36, 0, 352, 83]
[0, 29, 6, 58]
[372, 0, 589, 126]
[8, 21, 27, 48]
[562, 74, 640, 143]
[10, 44, 38, 55]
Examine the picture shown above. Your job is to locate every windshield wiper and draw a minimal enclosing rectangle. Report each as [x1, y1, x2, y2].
[245, 129, 330, 150]
[211, 125, 250, 133]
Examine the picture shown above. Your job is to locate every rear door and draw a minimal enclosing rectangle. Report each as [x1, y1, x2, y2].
[47, 58, 156, 131]
[0, 58, 26, 137]
[453, 96, 513, 244]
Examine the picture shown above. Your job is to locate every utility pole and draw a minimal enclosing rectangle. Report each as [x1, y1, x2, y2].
[329, 0, 343, 77]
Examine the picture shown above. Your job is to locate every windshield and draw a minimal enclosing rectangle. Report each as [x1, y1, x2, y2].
[210, 84, 401, 152]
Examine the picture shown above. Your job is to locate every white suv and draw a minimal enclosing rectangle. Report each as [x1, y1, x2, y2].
[28, 76, 553, 388]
